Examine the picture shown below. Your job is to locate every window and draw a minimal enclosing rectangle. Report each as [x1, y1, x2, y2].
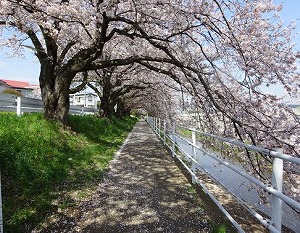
[88, 95, 93, 102]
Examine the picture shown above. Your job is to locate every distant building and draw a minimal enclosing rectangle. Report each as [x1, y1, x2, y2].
[287, 101, 300, 116]
[0, 79, 99, 107]
[69, 93, 98, 109]
[0, 79, 40, 98]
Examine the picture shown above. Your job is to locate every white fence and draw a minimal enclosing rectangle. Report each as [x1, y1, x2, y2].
[0, 93, 99, 233]
[0, 93, 98, 115]
[147, 116, 300, 233]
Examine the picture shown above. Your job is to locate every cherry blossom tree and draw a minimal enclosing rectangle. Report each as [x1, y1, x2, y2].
[86, 66, 148, 118]
[85, 62, 179, 118]
[0, 0, 298, 121]
[0, 0, 170, 123]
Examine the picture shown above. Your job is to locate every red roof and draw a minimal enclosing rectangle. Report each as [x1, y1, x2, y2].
[0, 79, 33, 89]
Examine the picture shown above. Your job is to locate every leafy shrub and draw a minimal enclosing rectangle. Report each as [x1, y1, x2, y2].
[2, 88, 23, 96]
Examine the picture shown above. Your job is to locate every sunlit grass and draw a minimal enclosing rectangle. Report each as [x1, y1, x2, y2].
[212, 224, 227, 233]
[0, 113, 137, 232]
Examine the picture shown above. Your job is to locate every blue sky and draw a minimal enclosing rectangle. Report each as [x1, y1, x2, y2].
[0, 0, 299, 89]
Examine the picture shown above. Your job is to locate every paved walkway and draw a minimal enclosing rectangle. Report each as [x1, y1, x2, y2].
[73, 120, 216, 232]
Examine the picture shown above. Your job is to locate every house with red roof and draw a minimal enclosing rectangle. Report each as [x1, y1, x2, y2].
[0, 79, 40, 98]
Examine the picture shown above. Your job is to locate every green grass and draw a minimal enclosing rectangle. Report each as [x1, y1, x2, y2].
[0, 113, 138, 232]
[177, 127, 192, 138]
[212, 224, 227, 233]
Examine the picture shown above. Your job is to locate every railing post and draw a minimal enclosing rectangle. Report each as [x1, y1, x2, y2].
[171, 122, 176, 157]
[153, 117, 155, 132]
[0, 170, 3, 233]
[191, 130, 196, 184]
[271, 148, 283, 232]
[16, 96, 21, 116]
[81, 107, 84, 115]
[153, 117, 155, 130]
[158, 118, 161, 137]
[163, 120, 166, 145]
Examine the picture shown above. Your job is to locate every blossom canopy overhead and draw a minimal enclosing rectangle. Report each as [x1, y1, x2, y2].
[0, 0, 299, 155]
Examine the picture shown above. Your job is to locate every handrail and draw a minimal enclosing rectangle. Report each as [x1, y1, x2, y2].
[179, 125, 300, 165]
[174, 132, 300, 211]
[0, 94, 98, 115]
[146, 116, 300, 233]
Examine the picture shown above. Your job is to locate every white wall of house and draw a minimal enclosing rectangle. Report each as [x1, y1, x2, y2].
[0, 85, 6, 92]
[70, 93, 98, 108]
[14, 88, 34, 97]
[0, 83, 34, 97]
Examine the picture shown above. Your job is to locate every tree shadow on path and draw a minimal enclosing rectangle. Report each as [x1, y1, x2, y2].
[39, 120, 235, 233]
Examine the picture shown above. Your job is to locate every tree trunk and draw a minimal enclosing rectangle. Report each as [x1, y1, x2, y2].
[42, 86, 70, 124]
[115, 99, 131, 117]
[39, 62, 73, 125]
[99, 74, 116, 119]
[100, 95, 114, 119]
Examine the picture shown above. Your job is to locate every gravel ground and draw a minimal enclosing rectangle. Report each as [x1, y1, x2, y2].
[37, 120, 227, 233]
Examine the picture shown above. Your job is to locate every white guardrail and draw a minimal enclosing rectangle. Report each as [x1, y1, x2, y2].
[0, 93, 98, 116]
[0, 93, 98, 233]
[147, 116, 300, 233]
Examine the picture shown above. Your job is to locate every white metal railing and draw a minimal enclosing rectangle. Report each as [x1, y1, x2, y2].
[147, 116, 300, 233]
[0, 93, 98, 115]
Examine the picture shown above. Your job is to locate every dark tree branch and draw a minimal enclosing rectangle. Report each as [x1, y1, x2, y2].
[87, 82, 102, 97]
[58, 40, 76, 65]
[27, 29, 47, 60]
[69, 71, 89, 94]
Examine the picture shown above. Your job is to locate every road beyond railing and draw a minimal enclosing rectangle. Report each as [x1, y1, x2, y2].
[147, 116, 300, 233]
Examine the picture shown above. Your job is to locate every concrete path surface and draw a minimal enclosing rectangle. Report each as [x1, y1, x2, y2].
[39, 120, 232, 232]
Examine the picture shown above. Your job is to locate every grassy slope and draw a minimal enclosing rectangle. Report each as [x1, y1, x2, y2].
[0, 113, 137, 232]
